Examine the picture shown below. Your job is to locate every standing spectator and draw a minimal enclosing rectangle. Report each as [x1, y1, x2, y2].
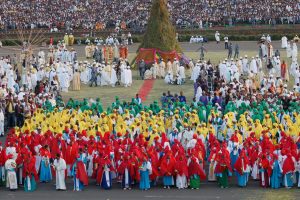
[234, 44, 240, 59]
[224, 36, 229, 49]
[139, 59, 146, 80]
[178, 91, 186, 103]
[228, 43, 233, 59]
[215, 31, 221, 44]
[5, 96, 15, 129]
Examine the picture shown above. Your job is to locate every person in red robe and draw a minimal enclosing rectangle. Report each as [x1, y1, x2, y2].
[258, 153, 271, 188]
[214, 146, 232, 188]
[175, 152, 188, 189]
[282, 153, 295, 188]
[280, 60, 288, 80]
[71, 154, 88, 191]
[23, 153, 38, 192]
[96, 154, 114, 189]
[160, 150, 176, 189]
[117, 153, 135, 190]
[234, 149, 250, 187]
[188, 154, 206, 189]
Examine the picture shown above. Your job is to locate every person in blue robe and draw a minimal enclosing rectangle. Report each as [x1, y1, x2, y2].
[270, 157, 282, 189]
[71, 150, 89, 191]
[230, 147, 239, 170]
[39, 155, 52, 183]
[24, 174, 37, 192]
[139, 160, 152, 190]
[101, 164, 113, 190]
[236, 170, 249, 187]
[233, 150, 249, 187]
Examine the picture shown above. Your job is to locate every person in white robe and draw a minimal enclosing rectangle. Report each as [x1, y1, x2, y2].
[225, 66, 232, 83]
[98, 67, 104, 86]
[294, 67, 300, 85]
[7, 68, 15, 91]
[53, 154, 67, 190]
[292, 42, 298, 62]
[110, 66, 118, 87]
[144, 68, 153, 80]
[34, 145, 42, 173]
[218, 61, 227, 80]
[261, 43, 267, 58]
[164, 72, 173, 84]
[124, 66, 132, 87]
[37, 67, 45, 81]
[175, 73, 182, 85]
[166, 60, 172, 74]
[82, 63, 91, 84]
[286, 42, 292, 58]
[172, 58, 180, 76]
[30, 69, 38, 90]
[191, 63, 200, 82]
[152, 62, 158, 79]
[188, 59, 195, 78]
[250, 57, 258, 74]
[266, 34, 271, 43]
[274, 56, 281, 77]
[195, 85, 203, 102]
[281, 36, 288, 49]
[25, 72, 32, 90]
[242, 56, 249, 75]
[231, 62, 240, 81]
[49, 67, 57, 83]
[290, 60, 299, 75]
[0, 107, 4, 136]
[215, 31, 220, 43]
[175, 167, 187, 189]
[178, 65, 185, 83]
[5, 155, 18, 190]
[60, 70, 70, 92]
[120, 62, 126, 84]
[159, 60, 166, 78]
[256, 55, 263, 71]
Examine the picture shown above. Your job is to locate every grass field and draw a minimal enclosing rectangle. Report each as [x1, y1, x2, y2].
[62, 48, 299, 107]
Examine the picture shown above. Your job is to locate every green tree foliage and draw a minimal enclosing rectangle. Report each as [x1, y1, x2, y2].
[140, 0, 181, 52]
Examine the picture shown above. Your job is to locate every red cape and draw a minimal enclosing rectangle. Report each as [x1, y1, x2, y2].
[282, 155, 295, 175]
[76, 161, 88, 186]
[188, 157, 206, 180]
[175, 158, 188, 177]
[160, 155, 176, 176]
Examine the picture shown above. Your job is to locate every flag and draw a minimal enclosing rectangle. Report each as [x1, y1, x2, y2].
[155, 52, 160, 62]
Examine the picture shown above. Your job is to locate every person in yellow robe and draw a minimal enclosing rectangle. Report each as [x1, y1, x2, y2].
[64, 33, 69, 46]
[72, 69, 81, 91]
[68, 33, 74, 46]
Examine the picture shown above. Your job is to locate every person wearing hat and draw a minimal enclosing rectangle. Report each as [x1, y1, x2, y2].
[215, 31, 220, 44]
[159, 58, 166, 79]
[63, 33, 69, 46]
[5, 154, 18, 190]
[71, 153, 89, 191]
[69, 33, 74, 46]
[139, 156, 152, 190]
[53, 153, 67, 191]
[72, 69, 81, 91]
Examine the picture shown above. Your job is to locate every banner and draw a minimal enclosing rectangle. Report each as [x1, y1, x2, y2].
[136, 48, 181, 64]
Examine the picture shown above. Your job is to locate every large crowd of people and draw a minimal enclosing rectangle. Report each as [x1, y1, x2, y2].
[0, 31, 299, 192]
[1, 0, 300, 31]
[0, 88, 299, 191]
